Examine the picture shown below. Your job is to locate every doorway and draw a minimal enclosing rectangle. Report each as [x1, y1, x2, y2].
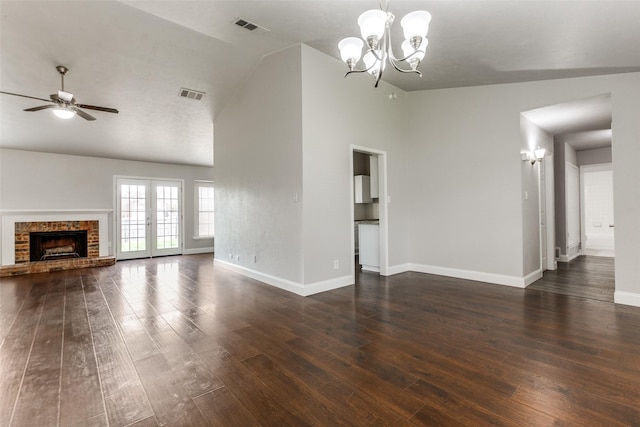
[116, 177, 183, 260]
[350, 146, 388, 277]
[580, 164, 614, 257]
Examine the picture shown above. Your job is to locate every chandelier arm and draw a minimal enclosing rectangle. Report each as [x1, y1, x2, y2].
[388, 56, 423, 76]
[393, 49, 423, 63]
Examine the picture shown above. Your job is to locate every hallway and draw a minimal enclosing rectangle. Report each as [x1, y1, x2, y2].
[527, 256, 614, 302]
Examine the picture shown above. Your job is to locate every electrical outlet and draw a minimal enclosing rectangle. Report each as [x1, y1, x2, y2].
[235, 255, 240, 261]
[333, 260, 339, 269]
[253, 255, 257, 263]
[229, 253, 233, 260]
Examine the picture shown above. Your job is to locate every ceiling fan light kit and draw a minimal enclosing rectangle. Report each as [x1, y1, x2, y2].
[0, 65, 119, 121]
[53, 107, 76, 120]
[338, 0, 431, 87]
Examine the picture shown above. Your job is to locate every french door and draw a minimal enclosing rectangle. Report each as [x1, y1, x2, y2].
[116, 178, 182, 260]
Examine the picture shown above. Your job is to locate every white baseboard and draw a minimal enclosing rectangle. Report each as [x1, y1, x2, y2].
[183, 247, 214, 255]
[523, 269, 543, 287]
[557, 252, 581, 263]
[214, 259, 353, 296]
[584, 248, 615, 257]
[614, 291, 640, 308]
[409, 263, 527, 288]
[302, 274, 354, 296]
[385, 263, 411, 276]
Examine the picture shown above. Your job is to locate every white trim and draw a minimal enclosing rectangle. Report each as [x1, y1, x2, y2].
[214, 259, 353, 296]
[557, 251, 581, 263]
[614, 291, 640, 307]
[408, 263, 527, 288]
[302, 274, 354, 296]
[523, 269, 543, 287]
[183, 247, 214, 255]
[1, 211, 110, 266]
[385, 263, 411, 276]
[0, 209, 113, 214]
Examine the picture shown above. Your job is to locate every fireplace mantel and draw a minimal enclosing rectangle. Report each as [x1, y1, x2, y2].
[1, 209, 111, 266]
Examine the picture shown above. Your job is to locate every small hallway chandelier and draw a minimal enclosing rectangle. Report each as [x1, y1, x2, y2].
[338, 0, 431, 87]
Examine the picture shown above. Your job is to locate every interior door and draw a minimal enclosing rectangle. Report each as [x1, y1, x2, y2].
[116, 178, 182, 260]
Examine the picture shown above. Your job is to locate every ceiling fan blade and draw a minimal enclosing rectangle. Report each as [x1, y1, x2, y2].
[74, 108, 96, 121]
[24, 104, 56, 112]
[76, 103, 119, 114]
[1, 91, 51, 103]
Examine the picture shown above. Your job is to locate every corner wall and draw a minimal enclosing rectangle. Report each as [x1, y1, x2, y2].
[213, 45, 304, 288]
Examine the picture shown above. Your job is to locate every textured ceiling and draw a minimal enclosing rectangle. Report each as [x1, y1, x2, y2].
[2, 1, 638, 166]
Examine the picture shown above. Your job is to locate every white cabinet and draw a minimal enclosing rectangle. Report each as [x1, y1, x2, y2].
[358, 223, 379, 272]
[369, 155, 379, 198]
[354, 175, 372, 203]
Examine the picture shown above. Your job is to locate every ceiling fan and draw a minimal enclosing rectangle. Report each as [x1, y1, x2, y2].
[0, 65, 119, 121]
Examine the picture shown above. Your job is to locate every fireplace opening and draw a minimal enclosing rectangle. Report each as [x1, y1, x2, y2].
[29, 230, 88, 262]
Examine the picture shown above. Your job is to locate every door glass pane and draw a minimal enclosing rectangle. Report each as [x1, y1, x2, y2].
[120, 184, 147, 252]
[156, 185, 179, 250]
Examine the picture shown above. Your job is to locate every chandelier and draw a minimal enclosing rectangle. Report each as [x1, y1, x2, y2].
[337, 1, 431, 87]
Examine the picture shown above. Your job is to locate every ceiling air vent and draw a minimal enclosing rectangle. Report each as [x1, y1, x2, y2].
[178, 88, 205, 101]
[233, 18, 270, 35]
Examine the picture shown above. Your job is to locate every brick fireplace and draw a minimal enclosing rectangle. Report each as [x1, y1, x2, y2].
[15, 221, 98, 263]
[0, 211, 115, 277]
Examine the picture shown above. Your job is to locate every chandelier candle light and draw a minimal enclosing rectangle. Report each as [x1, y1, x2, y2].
[338, 1, 431, 87]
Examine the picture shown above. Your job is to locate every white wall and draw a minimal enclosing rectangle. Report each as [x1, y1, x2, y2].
[578, 147, 612, 165]
[0, 148, 214, 259]
[406, 72, 640, 301]
[213, 45, 304, 286]
[300, 44, 410, 284]
[407, 85, 525, 284]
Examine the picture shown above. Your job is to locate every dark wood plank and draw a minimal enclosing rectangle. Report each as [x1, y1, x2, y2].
[10, 276, 65, 426]
[0, 276, 49, 424]
[59, 275, 105, 426]
[82, 273, 154, 426]
[135, 353, 209, 426]
[193, 387, 260, 427]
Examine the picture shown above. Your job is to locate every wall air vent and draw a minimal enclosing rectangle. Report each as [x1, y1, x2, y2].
[178, 88, 205, 101]
[232, 18, 270, 35]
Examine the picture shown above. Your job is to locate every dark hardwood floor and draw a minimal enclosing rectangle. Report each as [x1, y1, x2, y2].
[528, 255, 615, 303]
[1, 254, 639, 426]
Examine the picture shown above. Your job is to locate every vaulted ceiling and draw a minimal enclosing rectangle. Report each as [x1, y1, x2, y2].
[1, 1, 639, 166]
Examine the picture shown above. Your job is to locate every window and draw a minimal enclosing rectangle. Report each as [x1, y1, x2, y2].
[195, 181, 214, 238]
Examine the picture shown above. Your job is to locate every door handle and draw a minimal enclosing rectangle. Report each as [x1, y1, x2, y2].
[609, 224, 614, 228]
